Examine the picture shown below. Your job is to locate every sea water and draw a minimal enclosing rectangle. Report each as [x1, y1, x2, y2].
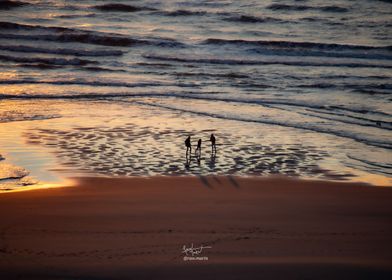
[0, 0, 391, 190]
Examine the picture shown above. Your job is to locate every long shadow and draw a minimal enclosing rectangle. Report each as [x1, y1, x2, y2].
[212, 175, 222, 185]
[198, 175, 212, 189]
[227, 175, 240, 188]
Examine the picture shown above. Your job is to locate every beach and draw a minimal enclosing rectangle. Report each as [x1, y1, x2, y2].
[1, 176, 392, 279]
[1, 0, 392, 278]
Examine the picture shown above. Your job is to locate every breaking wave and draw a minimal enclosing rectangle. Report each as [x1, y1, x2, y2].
[143, 54, 392, 68]
[93, 3, 155, 12]
[0, 44, 123, 57]
[0, 22, 183, 47]
[0, 54, 96, 66]
[267, 4, 348, 13]
[0, 0, 27, 10]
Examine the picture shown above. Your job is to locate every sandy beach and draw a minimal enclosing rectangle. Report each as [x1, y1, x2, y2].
[1, 176, 391, 279]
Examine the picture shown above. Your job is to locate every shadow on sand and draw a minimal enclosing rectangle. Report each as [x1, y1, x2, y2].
[198, 175, 213, 188]
[196, 174, 240, 189]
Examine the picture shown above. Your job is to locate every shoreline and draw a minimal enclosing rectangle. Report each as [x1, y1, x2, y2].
[1, 176, 392, 279]
[1, 99, 391, 190]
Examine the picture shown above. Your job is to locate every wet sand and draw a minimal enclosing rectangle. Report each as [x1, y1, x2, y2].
[0, 176, 392, 279]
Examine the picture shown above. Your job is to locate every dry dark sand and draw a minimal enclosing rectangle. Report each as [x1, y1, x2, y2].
[0, 176, 392, 279]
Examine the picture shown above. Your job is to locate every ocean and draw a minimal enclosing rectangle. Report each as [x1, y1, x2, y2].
[0, 0, 391, 190]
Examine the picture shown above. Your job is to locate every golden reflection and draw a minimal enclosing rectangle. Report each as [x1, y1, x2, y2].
[354, 174, 392, 187]
[0, 179, 75, 194]
[0, 72, 19, 79]
[0, 99, 391, 192]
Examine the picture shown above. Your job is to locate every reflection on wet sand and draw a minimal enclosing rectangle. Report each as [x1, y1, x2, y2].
[0, 99, 390, 192]
[23, 123, 335, 179]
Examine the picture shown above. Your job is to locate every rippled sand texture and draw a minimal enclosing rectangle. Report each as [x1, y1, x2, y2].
[23, 122, 345, 179]
[1, 98, 389, 191]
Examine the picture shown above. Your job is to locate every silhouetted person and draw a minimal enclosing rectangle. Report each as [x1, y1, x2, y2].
[185, 136, 191, 155]
[210, 133, 216, 154]
[195, 138, 202, 157]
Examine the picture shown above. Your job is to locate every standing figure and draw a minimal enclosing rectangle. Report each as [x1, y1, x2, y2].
[210, 133, 216, 154]
[195, 138, 202, 157]
[185, 136, 192, 155]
